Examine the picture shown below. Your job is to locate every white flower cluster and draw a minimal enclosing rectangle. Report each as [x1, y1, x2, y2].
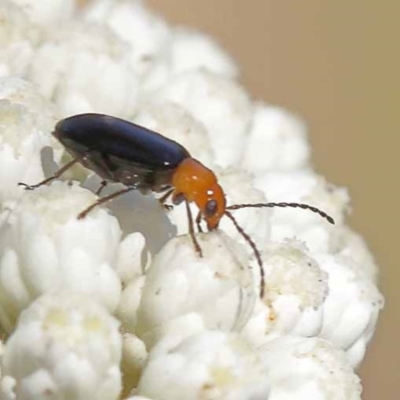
[0, 0, 383, 399]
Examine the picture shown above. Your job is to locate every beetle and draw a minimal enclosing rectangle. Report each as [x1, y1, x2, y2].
[19, 113, 334, 298]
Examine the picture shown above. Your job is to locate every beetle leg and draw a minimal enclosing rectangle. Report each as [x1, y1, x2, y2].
[96, 180, 108, 196]
[77, 186, 136, 219]
[185, 200, 203, 257]
[195, 211, 203, 233]
[18, 154, 86, 190]
[158, 188, 174, 211]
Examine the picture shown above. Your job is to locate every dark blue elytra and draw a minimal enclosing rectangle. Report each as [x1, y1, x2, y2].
[55, 113, 191, 192]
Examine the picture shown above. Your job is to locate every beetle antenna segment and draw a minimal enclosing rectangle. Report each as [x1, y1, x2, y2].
[227, 202, 335, 224]
[77, 186, 136, 219]
[224, 210, 265, 299]
[185, 200, 203, 257]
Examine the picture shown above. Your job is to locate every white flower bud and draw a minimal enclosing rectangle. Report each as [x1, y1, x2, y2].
[260, 336, 362, 400]
[117, 275, 146, 333]
[136, 232, 255, 348]
[83, 0, 171, 76]
[169, 28, 238, 77]
[0, 294, 122, 400]
[116, 232, 148, 285]
[329, 226, 379, 282]
[28, 22, 139, 117]
[255, 170, 348, 252]
[153, 70, 253, 167]
[0, 77, 56, 124]
[0, 2, 38, 77]
[0, 182, 122, 332]
[142, 27, 238, 92]
[242, 104, 310, 174]
[8, 0, 77, 26]
[121, 333, 148, 396]
[138, 331, 270, 400]
[0, 81, 61, 204]
[243, 240, 328, 346]
[317, 253, 384, 367]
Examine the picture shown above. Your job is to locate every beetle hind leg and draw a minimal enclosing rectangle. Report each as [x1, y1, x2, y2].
[78, 186, 136, 219]
[18, 154, 85, 191]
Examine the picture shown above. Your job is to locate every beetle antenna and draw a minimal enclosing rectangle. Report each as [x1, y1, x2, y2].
[224, 210, 265, 299]
[226, 202, 335, 224]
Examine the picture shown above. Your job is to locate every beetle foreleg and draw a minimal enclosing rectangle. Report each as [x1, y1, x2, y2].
[96, 180, 108, 196]
[158, 188, 174, 211]
[185, 200, 203, 257]
[195, 211, 203, 233]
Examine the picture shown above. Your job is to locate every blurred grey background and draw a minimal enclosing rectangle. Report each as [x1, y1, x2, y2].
[145, 1, 398, 399]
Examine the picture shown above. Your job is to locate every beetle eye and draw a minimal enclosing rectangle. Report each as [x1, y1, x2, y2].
[205, 199, 218, 217]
